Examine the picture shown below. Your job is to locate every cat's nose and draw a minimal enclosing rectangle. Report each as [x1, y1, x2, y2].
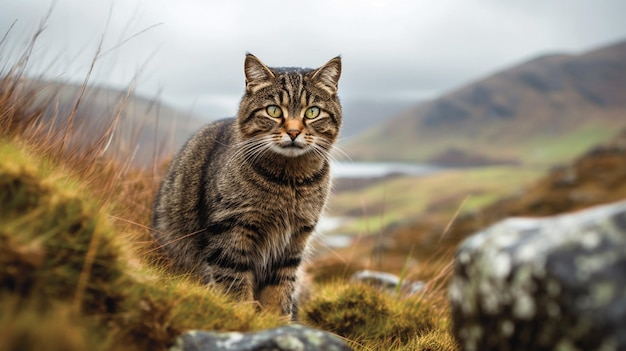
[287, 130, 300, 140]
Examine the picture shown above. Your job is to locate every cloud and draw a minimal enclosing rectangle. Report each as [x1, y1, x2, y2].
[2, 0, 626, 118]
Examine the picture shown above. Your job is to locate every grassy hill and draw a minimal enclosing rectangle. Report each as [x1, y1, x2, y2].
[28, 79, 207, 167]
[316, 127, 626, 284]
[345, 40, 626, 167]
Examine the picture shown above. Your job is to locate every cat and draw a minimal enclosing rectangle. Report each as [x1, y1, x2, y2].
[151, 54, 341, 320]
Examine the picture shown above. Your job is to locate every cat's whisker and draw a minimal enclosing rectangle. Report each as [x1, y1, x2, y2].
[316, 139, 351, 163]
[226, 136, 270, 167]
[241, 136, 274, 164]
[330, 145, 352, 162]
[310, 140, 340, 163]
[309, 144, 334, 165]
[246, 143, 273, 165]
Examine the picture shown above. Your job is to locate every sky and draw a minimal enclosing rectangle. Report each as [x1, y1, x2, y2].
[2, 0, 626, 119]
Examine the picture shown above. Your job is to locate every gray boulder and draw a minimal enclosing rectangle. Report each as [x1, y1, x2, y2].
[170, 324, 352, 351]
[449, 200, 626, 351]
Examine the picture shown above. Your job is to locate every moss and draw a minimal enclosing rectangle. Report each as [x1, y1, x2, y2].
[0, 140, 283, 351]
[301, 281, 457, 350]
[112, 275, 281, 350]
[0, 294, 115, 351]
[0, 141, 130, 314]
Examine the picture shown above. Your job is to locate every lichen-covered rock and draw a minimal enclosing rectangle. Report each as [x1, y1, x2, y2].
[449, 200, 626, 351]
[170, 324, 352, 351]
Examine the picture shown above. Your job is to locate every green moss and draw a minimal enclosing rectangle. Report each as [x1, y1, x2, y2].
[0, 141, 129, 314]
[301, 282, 457, 350]
[0, 140, 283, 351]
[0, 294, 114, 351]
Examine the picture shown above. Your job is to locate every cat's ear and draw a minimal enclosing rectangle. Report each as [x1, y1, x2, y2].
[244, 54, 275, 93]
[311, 56, 341, 96]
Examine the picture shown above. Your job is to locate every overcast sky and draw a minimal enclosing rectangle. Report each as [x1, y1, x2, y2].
[2, 0, 626, 119]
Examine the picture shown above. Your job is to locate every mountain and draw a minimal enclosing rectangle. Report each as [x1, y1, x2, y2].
[339, 98, 416, 138]
[345, 40, 626, 167]
[30, 80, 207, 167]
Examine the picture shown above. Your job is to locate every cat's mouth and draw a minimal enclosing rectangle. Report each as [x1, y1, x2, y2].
[273, 141, 309, 157]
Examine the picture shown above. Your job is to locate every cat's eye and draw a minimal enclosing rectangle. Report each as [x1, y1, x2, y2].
[305, 106, 321, 119]
[266, 105, 283, 118]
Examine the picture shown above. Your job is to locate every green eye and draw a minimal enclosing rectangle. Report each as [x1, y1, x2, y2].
[266, 105, 283, 118]
[305, 106, 320, 119]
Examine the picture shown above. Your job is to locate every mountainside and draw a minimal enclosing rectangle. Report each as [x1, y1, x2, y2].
[30, 80, 207, 167]
[395, 126, 626, 264]
[345, 40, 626, 167]
[314, 126, 626, 284]
[340, 98, 416, 138]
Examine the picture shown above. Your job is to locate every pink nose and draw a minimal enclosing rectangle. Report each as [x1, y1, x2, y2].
[287, 130, 300, 140]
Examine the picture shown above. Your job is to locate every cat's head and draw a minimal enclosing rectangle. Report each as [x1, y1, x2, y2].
[236, 54, 342, 159]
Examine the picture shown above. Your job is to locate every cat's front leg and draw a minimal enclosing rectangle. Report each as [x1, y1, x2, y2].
[258, 255, 303, 319]
[202, 248, 255, 302]
[258, 273, 297, 319]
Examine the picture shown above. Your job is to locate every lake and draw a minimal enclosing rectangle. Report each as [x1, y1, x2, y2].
[330, 161, 443, 179]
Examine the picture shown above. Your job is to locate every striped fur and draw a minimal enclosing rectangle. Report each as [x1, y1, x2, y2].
[152, 54, 341, 319]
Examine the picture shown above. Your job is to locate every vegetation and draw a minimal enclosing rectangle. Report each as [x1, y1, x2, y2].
[303, 282, 458, 350]
[328, 166, 543, 236]
[0, 28, 458, 350]
[0, 132, 282, 351]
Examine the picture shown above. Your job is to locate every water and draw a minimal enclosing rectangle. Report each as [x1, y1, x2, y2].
[330, 161, 442, 179]
[319, 162, 444, 243]
[316, 217, 354, 248]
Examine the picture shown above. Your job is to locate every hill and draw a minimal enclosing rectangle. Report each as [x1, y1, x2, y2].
[314, 127, 626, 283]
[345, 40, 626, 167]
[29, 80, 207, 167]
[340, 98, 416, 138]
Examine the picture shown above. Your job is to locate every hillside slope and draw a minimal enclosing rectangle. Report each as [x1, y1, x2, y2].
[346, 40, 626, 166]
[391, 128, 625, 267]
[30, 80, 207, 167]
[314, 127, 626, 284]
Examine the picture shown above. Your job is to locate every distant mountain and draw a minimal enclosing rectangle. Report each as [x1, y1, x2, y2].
[30, 80, 207, 167]
[345, 40, 626, 167]
[339, 98, 416, 139]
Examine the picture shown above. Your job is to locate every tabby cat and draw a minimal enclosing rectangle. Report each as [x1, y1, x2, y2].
[151, 54, 342, 319]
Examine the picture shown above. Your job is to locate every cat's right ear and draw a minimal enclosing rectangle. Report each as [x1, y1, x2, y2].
[244, 54, 275, 93]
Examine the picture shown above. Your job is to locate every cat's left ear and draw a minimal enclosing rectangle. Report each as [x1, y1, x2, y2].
[311, 56, 341, 96]
[244, 54, 275, 93]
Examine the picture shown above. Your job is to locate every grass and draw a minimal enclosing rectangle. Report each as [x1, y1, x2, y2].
[0, 25, 459, 351]
[328, 166, 543, 236]
[517, 123, 619, 165]
[0, 139, 283, 350]
[302, 281, 458, 351]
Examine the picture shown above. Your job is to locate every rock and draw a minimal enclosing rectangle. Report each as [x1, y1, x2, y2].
[351, 270, 424, 296]
[449, 200, 626, 351]
[170, 324, 352, 351]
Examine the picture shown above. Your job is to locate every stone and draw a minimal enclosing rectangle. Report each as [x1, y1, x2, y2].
[449, 200, 626, 351]
[351, 270, 424, 296]
[170, 324, 352, 351]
